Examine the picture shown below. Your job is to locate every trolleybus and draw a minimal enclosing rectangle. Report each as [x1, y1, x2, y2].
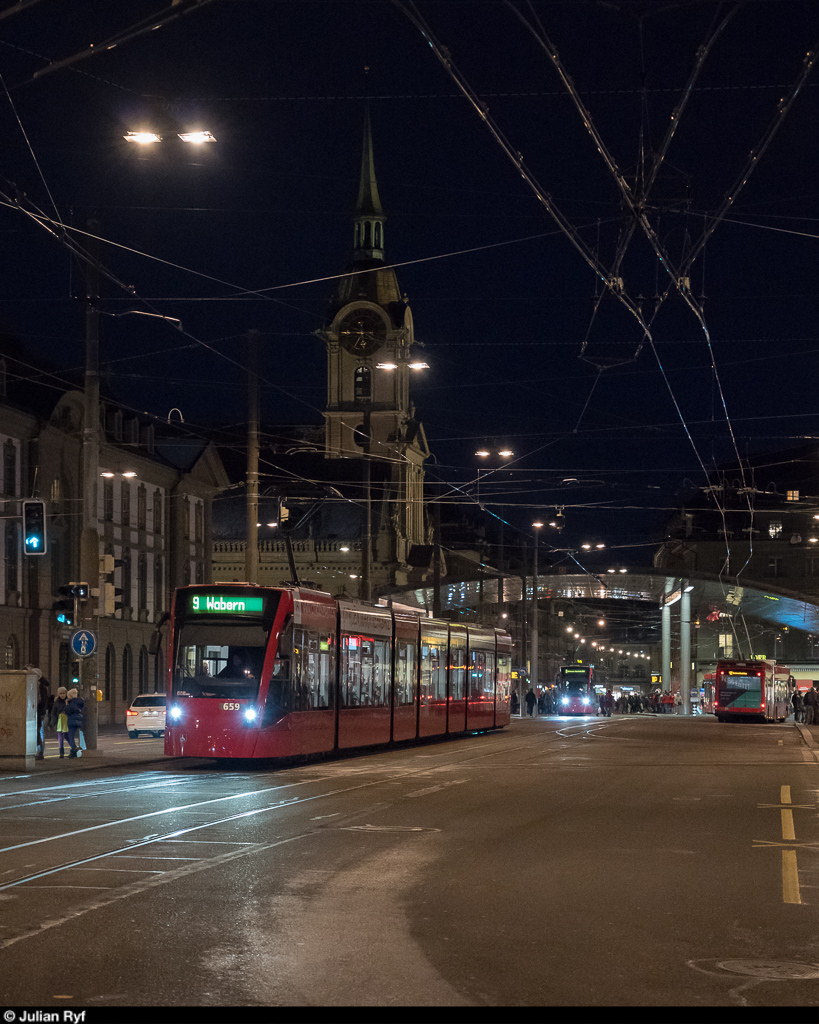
[557, 664, 595, 715]
[714, 659, 791, 722]
[162, 584, 512, 760]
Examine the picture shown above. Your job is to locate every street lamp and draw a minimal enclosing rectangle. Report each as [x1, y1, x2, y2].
[475, 446, 514, 509]
[529, 520, 544, 714]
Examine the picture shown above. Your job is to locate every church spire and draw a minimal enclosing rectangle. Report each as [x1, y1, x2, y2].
[353, 108, 386, 261]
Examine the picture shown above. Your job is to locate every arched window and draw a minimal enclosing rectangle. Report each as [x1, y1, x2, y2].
[354, 366, 372, 403]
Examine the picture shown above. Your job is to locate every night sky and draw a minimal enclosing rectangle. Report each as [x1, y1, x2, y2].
[0, 0, 817, 570]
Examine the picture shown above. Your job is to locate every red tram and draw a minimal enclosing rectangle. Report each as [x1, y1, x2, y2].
[163, 584, 512, 759]
[557, 664, 595, 715]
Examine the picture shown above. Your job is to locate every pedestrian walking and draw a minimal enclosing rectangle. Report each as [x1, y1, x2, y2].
[803, 684, 818, 727]
[52, 686, 69, 757]
[525, 687, 537, 717]
[792, 688, 804, 724]
[65, 687, 85, 758]
[31, 667, 50, 760]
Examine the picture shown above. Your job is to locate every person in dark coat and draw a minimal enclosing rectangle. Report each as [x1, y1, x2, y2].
[792, 688, 804, 724]
[32, 669, 50, 760]
[65, 688, 85, 758]
[525, 688, 537, 717]
[803, 684, 818, 727]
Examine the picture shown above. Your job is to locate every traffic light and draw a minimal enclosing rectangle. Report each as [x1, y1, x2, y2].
[22, 500, 47, 555]
[100, 581, 124, 616]
[52, 597, 73, 626]
[53, 582, 88, 625]
[97, 554, 124, 616]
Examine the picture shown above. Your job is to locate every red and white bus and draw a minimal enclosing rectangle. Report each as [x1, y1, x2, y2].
[714, 659, 790, 722]
[557, 664, 595, 715]
[163, 584, 512, 760]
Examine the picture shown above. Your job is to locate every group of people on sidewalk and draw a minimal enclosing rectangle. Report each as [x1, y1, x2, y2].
[34, 667, 86, 759]
[791, 683, 819, 726]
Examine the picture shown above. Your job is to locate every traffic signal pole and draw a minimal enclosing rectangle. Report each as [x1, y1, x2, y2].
[80, 220, 102, 749]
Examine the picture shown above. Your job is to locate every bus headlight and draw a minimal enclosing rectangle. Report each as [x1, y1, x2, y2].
[170, 705, 182, 720]
[244, 707, 258, 723]
[561, 697, 569, 705]
[582, 697, 590, 705]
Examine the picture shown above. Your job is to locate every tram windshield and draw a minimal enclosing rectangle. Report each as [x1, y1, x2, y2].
[173, 623, 272, 699]
[561, 668, 591, 693]
[171, 589, 280, 700]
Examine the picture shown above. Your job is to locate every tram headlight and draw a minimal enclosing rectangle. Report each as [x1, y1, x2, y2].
[170, 705, 182, 720]
[244, 707, 258, 723]
[561, 697, 569, 705]
[582, 697, 590, 705]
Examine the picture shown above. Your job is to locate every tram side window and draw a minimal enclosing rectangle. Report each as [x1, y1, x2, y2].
[360, 638, 374, 705]
[372, 637, 390, 707]
[395, 639, 417, 705]
[469, 650, 487, 701]
[497, 653, 511, 705]
[341, 634, 361, 707]
[291, 629, 332, 711]
[484, 650, 496, 700]
[450, 644, 466, 701]
[421, 641, 445, 702]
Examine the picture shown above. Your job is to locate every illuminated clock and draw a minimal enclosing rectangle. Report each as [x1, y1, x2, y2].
[338, 309, 387, 356]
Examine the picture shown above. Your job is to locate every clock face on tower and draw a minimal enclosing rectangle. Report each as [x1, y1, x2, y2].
[338, 309, 387, 356]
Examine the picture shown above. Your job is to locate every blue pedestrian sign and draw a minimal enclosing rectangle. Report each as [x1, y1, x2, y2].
[70, 629, 97, 658]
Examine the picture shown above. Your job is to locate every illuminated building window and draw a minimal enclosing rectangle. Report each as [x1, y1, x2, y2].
[354, 366, 372, 403]
[718, 633, 734, 657]
[768, 520, 783, 539]
[787, 490, 800, 501]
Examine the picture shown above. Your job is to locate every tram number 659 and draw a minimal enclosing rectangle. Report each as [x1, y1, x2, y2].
[222, 702, 241, 711]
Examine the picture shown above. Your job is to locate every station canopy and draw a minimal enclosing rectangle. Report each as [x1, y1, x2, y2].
[386, 569, 819, 633]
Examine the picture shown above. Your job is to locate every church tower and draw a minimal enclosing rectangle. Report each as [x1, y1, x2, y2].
[320, 111, 430, 579]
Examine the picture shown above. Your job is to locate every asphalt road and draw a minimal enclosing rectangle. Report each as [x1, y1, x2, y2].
[2, 715, 819, 1009]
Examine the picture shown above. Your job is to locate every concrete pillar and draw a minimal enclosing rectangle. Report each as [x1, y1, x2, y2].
[680, 586, 691, 716]
[662, 601, 671, 696]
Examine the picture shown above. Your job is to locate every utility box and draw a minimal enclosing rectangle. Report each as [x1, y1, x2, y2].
[0, 669, 37, 758]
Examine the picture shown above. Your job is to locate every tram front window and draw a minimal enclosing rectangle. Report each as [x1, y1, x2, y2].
[173, 623, 270, 700]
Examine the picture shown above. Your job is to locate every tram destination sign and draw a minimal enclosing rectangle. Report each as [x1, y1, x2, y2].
[189, 594, 264, 615]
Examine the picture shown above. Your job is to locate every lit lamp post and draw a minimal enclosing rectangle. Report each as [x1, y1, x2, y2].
[530, 520, 543, 714]
[474, 446, 513, 509]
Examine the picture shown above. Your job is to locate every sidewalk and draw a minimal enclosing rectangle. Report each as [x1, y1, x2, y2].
[795, 719, 819, 754]
[0, 724, 171, 775]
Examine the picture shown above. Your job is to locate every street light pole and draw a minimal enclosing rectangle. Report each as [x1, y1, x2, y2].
[80, 220, 102, 749]
[245, 329, 260, 585]
[530, 521, 543, 710]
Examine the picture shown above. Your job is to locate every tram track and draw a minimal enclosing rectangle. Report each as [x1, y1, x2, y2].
[0, 725, 641, 951]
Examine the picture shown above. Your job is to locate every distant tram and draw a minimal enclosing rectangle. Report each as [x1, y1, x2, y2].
[557, 664, 595, 715]
[163, 584, 512, 760]
[714, 659, 790, 722]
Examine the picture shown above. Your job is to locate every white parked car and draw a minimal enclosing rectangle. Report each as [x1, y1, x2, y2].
[126, 694, 167, 738]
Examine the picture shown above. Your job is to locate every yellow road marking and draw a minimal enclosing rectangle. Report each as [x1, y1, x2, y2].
[782, 785, 792, 805]
[783, 849, 802, 904]
[782, 809, 797, 841]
